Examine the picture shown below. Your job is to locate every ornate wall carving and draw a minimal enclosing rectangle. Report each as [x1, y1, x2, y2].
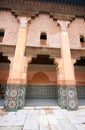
[0, 11, 19, 45]
[69, 18, 85, 48]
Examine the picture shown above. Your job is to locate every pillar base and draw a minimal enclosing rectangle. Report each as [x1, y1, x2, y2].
[4, 84, 26, 112]
[58, 86, 78, 110]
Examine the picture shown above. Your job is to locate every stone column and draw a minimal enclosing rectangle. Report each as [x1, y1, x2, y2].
[57, 20, 78, 110]
[5, 17, 31, 111]
[8, 17, 31, 83]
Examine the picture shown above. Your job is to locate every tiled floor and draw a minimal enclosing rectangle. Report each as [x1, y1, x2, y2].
[0, 106, 85, 130]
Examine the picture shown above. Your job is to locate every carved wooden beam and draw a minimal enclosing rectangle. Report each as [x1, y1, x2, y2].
[50, 13, 75, 21]
[0, 45, 85, 59]
[25, 46, 61, 58]
[0, 0, 85, 18]
[71, 49, 85, 59]
[0, 45, 15, 56]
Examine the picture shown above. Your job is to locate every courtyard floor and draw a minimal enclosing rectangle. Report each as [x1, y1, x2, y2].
[0, 99, 85, 130]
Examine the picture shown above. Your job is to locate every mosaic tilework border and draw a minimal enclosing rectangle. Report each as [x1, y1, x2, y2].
[4, 85, 26, 112]
[4, 84, 78, 111]
[58, 86, 78, 110]
[58, 87, 67, 109]
[67, 88, 78, 110]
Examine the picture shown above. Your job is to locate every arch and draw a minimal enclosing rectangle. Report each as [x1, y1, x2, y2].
[31, 72, 49, 85]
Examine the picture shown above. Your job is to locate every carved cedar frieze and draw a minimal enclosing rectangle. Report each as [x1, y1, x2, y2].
[0, 0, 85, 18]
[0, 45, 85, 59]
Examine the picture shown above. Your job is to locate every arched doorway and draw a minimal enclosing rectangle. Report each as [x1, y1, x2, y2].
[74, 57, 85, 106]
[0, 52, 10, 106]
[25, 54, 58, 106]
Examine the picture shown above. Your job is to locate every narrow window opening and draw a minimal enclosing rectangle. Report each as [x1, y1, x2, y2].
[80, 35, 85, 47]
[40, 32, 47, 40]
[0, 29, 5, 42]
[40, 32, 47, 45]
[80, 35, 84, 42]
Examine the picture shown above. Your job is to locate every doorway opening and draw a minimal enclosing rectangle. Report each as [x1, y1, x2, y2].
[25, 54, 58, 106]
[74, 57, 85, 106]
[0, 52, 10, 106]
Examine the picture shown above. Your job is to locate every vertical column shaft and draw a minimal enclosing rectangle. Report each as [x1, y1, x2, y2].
[57, 20, 78, 110]
[8, 17, 30, 83]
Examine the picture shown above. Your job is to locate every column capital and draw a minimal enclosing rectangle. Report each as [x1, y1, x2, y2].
[57, 20, 70, 31]
[18, 17, 31, 28]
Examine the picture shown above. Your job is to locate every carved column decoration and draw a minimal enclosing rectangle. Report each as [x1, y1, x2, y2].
[57, 20, 76, 85]
[57, 20, 78, 110]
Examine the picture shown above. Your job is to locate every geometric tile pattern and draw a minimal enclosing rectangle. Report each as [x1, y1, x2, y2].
[77, 86, 85, 98]
[58, 87, 67, 109]
[25, 85, 58, 99]
[58, 86, 78, 110]
[4, 85, 78, 111]
[4, 85, 26, 112]
[67, 87, 78, 110]
[18, 87, 25, 109]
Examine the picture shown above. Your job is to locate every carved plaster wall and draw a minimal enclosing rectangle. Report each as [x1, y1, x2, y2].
[0, 11, 19, 45]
